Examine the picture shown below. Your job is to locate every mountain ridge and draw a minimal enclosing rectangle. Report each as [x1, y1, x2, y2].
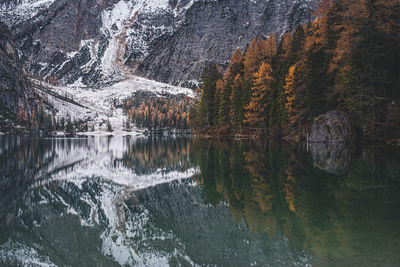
[0, 0, 319, 86]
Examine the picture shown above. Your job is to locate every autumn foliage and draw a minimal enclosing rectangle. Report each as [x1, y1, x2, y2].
[190, 0, 400, 140]
[122, 95, 192, 130]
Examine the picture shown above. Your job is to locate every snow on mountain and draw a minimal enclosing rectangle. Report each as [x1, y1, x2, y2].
[0, 0, 198, 86]
[0, 0, 56, 26]
[38, 75, 193, 135]
[0, 0, 318, 87]
[0, 0, 318, 132]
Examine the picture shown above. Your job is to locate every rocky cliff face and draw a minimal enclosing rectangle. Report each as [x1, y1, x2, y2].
[0, 21, 37, 128]
[137, 0, 318, 84]
[0, 0, 319, 87]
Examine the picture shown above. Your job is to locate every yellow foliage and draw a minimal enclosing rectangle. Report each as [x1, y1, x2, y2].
[283, 64, 298, 127]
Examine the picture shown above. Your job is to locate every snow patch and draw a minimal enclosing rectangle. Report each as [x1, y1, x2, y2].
[41, 75, 193, 135]
[0, 0, 56, 26]
[0, 240, 56, 267]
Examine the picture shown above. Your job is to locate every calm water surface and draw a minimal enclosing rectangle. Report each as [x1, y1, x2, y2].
[0, 136, 399, 266]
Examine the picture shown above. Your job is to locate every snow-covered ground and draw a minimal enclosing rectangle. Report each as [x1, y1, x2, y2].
[41, 75, 194, 136]
[0, 0, 56, 26]
[1, 0, 196, 136]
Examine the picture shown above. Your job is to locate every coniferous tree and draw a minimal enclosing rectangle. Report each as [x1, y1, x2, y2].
[230, 74, 245, 130]
[283, 64, 298, 129]
[189, 0, 399, 140]
[197, 65, 223, 127]
[244, 62, 273, 129]
[244, 39, 259, 80]
[265, 34, 277, 63]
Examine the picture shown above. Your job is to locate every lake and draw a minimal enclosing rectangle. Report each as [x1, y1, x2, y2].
[0, 136, 399, 266]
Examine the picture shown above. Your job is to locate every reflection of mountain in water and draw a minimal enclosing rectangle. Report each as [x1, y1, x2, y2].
[32, 137, 198, 189]
[0, 136, 200, 266]
[1, 137, 400, 266]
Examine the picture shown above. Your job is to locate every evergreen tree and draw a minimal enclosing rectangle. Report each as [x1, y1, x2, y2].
[188, 0, 399, 140]
[230, 74, 246, 130]
[283, 64, 298, 128]
[226, 49, 245, 79]
[197, 65, 223, 127]
[244, 62, 274, 129]
[244, 39, 259, 80]
[265, 34, 277, 63]
[107, 119, 113, 132]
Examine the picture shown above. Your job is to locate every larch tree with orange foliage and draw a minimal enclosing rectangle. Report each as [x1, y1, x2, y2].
[244, 62, 274, 130]
[283, 64, 298, 128]
[264, 34, 277, 63]
[218, 49, 244, 126]
[243, 39, 259, 80]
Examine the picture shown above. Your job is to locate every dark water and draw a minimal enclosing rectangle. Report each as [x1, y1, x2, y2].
[0, 136, 399, 266]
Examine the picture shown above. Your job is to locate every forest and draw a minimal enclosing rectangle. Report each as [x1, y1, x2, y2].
[122, 94, 191, 131]
[189, 0, 400, 141]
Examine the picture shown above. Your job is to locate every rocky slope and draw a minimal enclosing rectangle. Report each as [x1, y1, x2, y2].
[137, 0, 318, 84]
[0, 0, 319, 87]
[0, 21, 37, 129]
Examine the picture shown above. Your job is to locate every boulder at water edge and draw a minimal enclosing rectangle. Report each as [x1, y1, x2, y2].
[309, 110, 353, 143]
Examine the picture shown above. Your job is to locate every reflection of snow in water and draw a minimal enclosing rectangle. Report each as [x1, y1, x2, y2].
[33, 137, 198, 190]
[0, 240, 56, 267]
[0, 137, 198, 266]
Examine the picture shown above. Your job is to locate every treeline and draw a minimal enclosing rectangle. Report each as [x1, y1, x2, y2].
[16, 97, 91, 135]
[117, 138, 193, 175]
[189, 0, 400, 140]
[122, 95, 191, 130]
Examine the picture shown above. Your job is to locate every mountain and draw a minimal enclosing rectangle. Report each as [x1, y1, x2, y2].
[136, 0, 318, 84]
[0, 21, 38, 130]
[0, 0, 319, 87]
[0, 0, 319, 134]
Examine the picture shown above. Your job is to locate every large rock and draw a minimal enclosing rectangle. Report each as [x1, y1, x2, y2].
[309, 143, 353, 175]
[309, 110, 353, 144]
[0, 21, 37, 122]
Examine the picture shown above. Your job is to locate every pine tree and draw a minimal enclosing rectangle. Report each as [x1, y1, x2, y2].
[283, 64, 298, 128]
[244, 62, 274, 129]
[265, 34, 277, 63]
[230, 74, 245, 130]
[217, 79, 232, 126]
[197, 65, 222, 127]
[329, 0, 398, 135]
[244, 39, 259, 80]
[107, 118, 113, 132]
[295, 18, 331, 123]
[226, 49, 244, 79]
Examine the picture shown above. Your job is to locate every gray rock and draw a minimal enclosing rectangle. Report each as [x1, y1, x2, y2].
[0, 21, 37, 124]
[309, 143, 353, 175]
[136, 0, 318, 84]
[309, 110, 353, 144]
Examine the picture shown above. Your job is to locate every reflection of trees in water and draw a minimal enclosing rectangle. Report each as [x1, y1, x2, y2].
[190, 141, 400, 265]
[118, 138, 193, 175]
[0, 136, 57, 243]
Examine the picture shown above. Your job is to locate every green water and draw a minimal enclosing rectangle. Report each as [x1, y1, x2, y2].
[0, 136, 399, 266]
